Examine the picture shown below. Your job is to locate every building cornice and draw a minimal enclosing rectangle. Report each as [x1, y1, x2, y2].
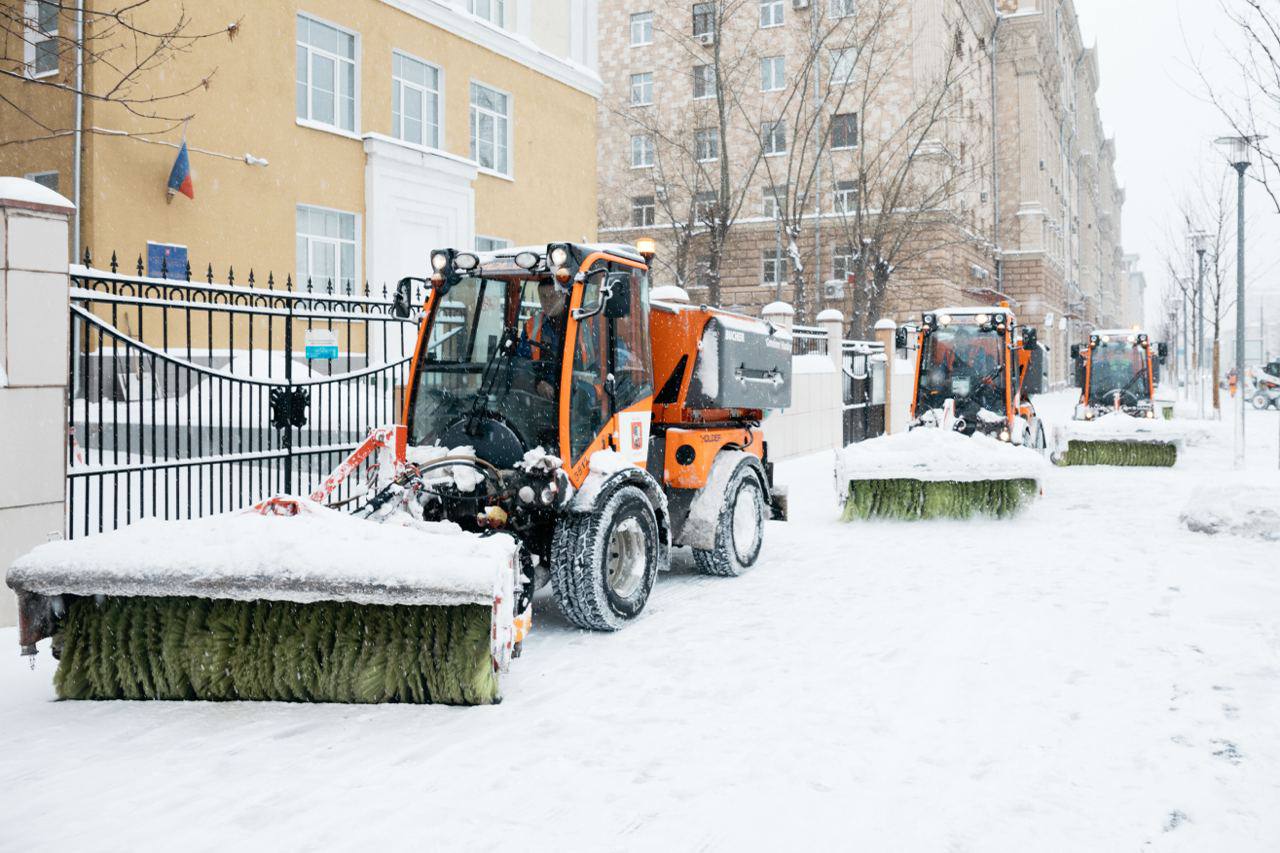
[376, 0, 603, 99]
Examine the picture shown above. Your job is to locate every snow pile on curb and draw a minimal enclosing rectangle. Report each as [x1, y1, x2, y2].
[7, 501, 518, 607]
[837, 427, 1049, 485]
[1180, 485, 1280, 542]
[1058, 412, 1200, 446]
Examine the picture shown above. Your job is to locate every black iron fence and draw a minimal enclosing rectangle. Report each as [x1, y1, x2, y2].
[842, 340, 886, 444]
[66, 255, 425, 538]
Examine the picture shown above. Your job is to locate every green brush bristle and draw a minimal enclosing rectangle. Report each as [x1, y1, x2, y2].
[841, 478, 1038, 521]
[53, 596, 499, 705]
[1060, 440, 1177, 467]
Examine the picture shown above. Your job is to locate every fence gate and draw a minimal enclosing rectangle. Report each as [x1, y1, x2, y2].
[842, 340, 886, 444]
[66, 261, 422, 539]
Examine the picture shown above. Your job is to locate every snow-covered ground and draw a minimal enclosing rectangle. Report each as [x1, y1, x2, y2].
[3, 391, 1279, 850]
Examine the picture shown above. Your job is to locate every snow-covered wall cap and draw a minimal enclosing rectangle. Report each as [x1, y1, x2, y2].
[761, 301, 794, 316]
[651, 284, 689, 302]
[873, 318, 897, 330]
[0, 177, 75, 213]
[816, 308, 844, 322]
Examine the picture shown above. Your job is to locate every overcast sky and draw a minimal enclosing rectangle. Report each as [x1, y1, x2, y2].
[1072, 0, 1280, 328]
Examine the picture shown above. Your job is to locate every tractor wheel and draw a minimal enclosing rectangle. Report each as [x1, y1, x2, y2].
[550, 485, 659, 631]
[1032, 422, 1048, 456]
[693, 462, 767, 578]
[1252, 393, 1271, 411]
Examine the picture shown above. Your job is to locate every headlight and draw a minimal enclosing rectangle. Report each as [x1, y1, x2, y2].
[999, 429, 1011, 442]
[548, 244, 570, 267]
[515, 250, 539, 270]
[938, 313, 951, 326]
[454, 252, 479, 272]
[431, 251, 450, 272]
[973, 313, 988, 324]
[1146, 411, 1156, 419]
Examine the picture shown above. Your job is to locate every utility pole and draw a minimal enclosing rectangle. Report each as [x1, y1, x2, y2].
[1192, 232, 1209, 418]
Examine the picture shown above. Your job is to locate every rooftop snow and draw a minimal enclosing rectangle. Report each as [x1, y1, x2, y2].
[7, 502, 517, 607]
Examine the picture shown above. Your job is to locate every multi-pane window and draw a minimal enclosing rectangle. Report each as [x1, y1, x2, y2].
[693, 64, 714, 99]
[692, 2, 715, 37]
[832, 245, 856, 281]
[759, 0, 784, 28]
[762, 184, 787, 219]
[630, 11, 654, 45]
[694, 255, 713, 290]
[630, 72, 654, 105]
[392, 52, 440, 148]
[468, 0, 507, 27]
[834, 180, 859, 213]
[761, 56, 784, 92]
[762, 119, 787, 156]
[631, 134, 655, 168]
[470, 82, 510, 175]
[25, 1, 58, 77]
[762, 248, 789, 285]
[475, 236, 511, 252]
[830, 112, 858, 149]
[297, 205, 357, 292]
[24, 171, 58, 192]
[631, 196, 656, 227]
[695, 127, 720, 162]
[296, 14, 357, 132]
[693, 191, 717, 222]
[830, 0, 856, 17]
[830, 47, 856, 84]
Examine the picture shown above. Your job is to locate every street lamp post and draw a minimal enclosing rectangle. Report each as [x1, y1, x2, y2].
[1191, 231, 1210, 418]
[1216, 134, 1266, 468]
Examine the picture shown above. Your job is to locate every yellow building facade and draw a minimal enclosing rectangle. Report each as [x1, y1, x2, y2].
[1, 0, 602, 289]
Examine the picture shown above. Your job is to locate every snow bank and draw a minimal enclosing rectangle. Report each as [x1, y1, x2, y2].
[6, 501, 518, 608]
[1180, 485, 1280, 542]
[837, 427, 1049, 485]
[1058, 412, 1209, 446]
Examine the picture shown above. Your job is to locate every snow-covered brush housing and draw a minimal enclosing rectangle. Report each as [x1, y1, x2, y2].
[1055, 412, 1197, 467]
[1180, 485, 1280, 542]
[836, 428, 1048, 520]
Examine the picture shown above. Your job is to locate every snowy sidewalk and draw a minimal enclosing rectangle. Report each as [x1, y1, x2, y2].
[2, 395, 1279, 851]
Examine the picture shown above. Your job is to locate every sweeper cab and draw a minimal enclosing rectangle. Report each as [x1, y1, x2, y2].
[1071, 329, 1166, 420]
[7, 240, 792, 705]
[898, 305, 1047, 451]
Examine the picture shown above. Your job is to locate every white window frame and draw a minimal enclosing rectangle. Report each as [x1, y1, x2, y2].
[692, 64, 714, 100]
[630, 11, 654, 46]
[833, 181, 858, 213]
[762, 119, 787, 156]
[475, 236, 512, 252]
[695, 127, 720, 162]
[830, 47, 856, 85]
[832, 245, 856, 280]
[762, 185, 787, 219]
[630, 72, 654, 106]
[392, 50, 443, 150]
[759, 0, 784, 28]
[296, 13, 360, 136]
[761, 56, 784, 92]
[830, 0, 856, 18]
[631, 196, 656, 227]
[24, 0, 59, 79]
[631, 134, 655, 168]
[468, 0, 508, 28]
[23, 170, 58, 192]
[693, 192, 717, 222]
[830, 112, 858, 150]
[296, 203, 361, 294]
[762, 247, 789, 285]
[692, 3, 715, 37]
[470, 80, 513, 178]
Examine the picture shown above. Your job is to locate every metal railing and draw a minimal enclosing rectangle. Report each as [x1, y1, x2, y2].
[791, 324, 829, 357]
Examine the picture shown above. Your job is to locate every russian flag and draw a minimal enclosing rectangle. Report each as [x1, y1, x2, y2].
[167, 140, 194, 200]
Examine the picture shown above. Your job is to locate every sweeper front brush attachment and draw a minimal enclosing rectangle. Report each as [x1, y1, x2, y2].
[6, 499, 521, 705]
[1058, 439, 1177, 468]
[842, 477, 1038, 521]
[835, 428, 1048, 522]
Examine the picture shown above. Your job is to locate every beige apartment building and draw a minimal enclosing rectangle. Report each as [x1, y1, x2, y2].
[0, 0, 601, 289]
[598, 0, 1138, 379]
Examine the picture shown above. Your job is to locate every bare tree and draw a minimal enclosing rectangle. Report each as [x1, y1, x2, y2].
[0, 1, 237, 145]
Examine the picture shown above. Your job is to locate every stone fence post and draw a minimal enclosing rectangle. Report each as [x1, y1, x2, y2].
[816, 308, 844, 370]
[874, 318, 898, 435]
[0, 178, 74, 628]
[761, 300, 794, 334]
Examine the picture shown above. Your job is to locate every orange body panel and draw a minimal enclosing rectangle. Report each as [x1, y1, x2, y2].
[662, 426, 764, 489]
[648, 303, 767, 426]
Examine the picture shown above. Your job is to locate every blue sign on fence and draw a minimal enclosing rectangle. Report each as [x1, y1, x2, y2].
[146, 242, 188, 280]
[305, 328, 340, 360]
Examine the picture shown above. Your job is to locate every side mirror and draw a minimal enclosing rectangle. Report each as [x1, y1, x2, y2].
[1157, 342, 1169, 361]
[1022, 327, 1038, 349]
[894, 327, 908, 350]
[1069, 343, 1081, 360]
[392, 278, 415, 318]
[604, 272, 631, 319]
